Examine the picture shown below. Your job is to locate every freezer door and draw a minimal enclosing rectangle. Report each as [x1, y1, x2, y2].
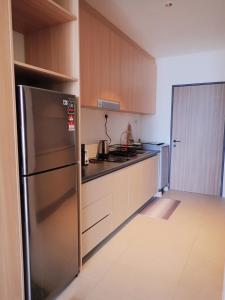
[17, 85, 78, 175]
[22, 165, 79, 300]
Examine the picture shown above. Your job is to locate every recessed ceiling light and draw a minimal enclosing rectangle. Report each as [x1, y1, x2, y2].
[165, 1, 173, 7]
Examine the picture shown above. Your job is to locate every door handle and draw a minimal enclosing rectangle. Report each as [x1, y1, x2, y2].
[173, 140, 181, 143]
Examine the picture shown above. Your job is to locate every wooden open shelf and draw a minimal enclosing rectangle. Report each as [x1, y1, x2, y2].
[12, 0, 76, 33]
[14, 60, 77, 83]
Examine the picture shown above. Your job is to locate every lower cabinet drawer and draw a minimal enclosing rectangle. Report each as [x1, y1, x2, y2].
[82, 214, 112, 257]
[81, 156, 159, 257]
[82, 194, 112, 232]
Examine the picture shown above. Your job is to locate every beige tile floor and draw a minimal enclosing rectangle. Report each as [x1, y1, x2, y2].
[57, 190, 225, 300]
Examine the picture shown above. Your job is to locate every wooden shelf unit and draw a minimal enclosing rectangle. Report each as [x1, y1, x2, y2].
[14, 60, 77, 83]
[11, 0, 76, 34]
[12, 0, 79, 86]
[0, 0, 80, 299]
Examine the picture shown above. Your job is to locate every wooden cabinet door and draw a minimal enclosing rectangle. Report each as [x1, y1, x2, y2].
[112, 168, 129, 229]
[128, 162, 143, 214]
[140, 156, 158, 203]
[132, 50, 156, 114]
[120, 38, 135, 112]
[119, 40, 157, 114]
[143, 57, 157, 114]
[79, 6, 93, 106]
[80, 6, 110, 107]
[109, 30, 121, 104]
[128, 157, 158, 214]
[133, 48, 143, 113]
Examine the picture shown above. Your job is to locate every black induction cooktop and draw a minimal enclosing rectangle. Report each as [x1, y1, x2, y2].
[89, 156, 130, 164]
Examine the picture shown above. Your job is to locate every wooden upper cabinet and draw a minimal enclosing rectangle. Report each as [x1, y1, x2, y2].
[109, 30, 121, 105]
[79, 1, 156, 114]
[80, 6, 110, 106]
[145, 56, 157, 114]
[134, 49, 157, 114]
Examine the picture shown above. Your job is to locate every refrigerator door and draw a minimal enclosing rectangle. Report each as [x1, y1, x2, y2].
[22, 164, 79, 300]
[17, 85, 78, 175]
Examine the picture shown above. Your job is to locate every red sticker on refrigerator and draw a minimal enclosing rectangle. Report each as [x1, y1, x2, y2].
[68, 121, 75, 131]
[68, 115, 74, 122]
[68, 115, 75, 131]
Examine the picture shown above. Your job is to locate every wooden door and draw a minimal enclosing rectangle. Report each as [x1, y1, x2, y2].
[171, 84, 225, 196]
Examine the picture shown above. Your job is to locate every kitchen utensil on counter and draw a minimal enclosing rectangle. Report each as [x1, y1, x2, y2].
[126, 123, 133, 145]
[81, 144, 89, 166]
[97, 140, 109, 160]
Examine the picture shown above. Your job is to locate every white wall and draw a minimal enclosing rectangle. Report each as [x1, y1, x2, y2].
[81, 108, 141, 145]
[141, 49, 225, 143]
[140, 49, 225, 196]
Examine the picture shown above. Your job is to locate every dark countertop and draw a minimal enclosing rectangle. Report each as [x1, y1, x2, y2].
[82, 150, 159, 184]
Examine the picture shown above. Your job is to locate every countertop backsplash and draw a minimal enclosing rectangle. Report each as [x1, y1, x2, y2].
[81, 108, 141, 145]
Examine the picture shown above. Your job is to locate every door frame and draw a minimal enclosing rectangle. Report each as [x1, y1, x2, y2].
[169, 81, 225, 196]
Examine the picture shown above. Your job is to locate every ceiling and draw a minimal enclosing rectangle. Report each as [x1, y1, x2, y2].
[86, 0, 225, 58]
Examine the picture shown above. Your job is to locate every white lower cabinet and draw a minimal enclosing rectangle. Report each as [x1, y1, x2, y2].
[82, 213, 113, 257]
[81, 174, 114, 257]
[128, 156, 158, 214]
[128, 160, 143, 215]
[111, 167, 129, 230]
[81, 155, 158, 257]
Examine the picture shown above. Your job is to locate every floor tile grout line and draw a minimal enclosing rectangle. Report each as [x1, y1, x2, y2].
[58, 190, 225, 300]
[171, 228, 201, 300]
[82, 238, 133, 300]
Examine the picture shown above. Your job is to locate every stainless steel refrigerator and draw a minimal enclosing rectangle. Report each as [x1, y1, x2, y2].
[16, 86, 80, 300]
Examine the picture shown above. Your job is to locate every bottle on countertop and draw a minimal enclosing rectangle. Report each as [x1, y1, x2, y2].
[81, 144, 89, 166]
[126, 123, 133, 145]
